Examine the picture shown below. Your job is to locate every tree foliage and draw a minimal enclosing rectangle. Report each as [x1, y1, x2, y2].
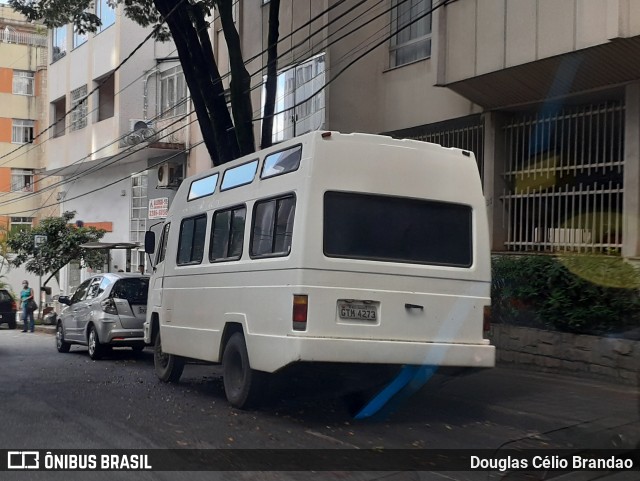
[7, 212, 106, 286]
[9, 0, 281, 165]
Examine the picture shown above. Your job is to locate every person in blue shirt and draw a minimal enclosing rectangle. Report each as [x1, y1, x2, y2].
[20, 280, 35, 333]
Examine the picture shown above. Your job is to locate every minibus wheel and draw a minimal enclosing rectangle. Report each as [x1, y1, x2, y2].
[222, 333, 264, 409]
[154, 331, 184, 383]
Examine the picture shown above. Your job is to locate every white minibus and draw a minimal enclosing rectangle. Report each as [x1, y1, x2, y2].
[144, 131, 495, 408]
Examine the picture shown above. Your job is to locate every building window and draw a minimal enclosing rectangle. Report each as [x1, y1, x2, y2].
[11, 119, 34, 144]
[10, 217, 33, 235]
[390, 0, 432, 67]
[11, 169, 35, 192]
[52, 25, 67, 62]
[130, 173, 148, 244]
[12, 70, 35, 96]
[265, 53, 325, 143]
[73, 25, 87, 48]
[51, 96, 66, 138]
[97, 0, 116, 31]
[96, 74, 115, 121]
[70, 85, 88, 131]
[160, 66, 188, 118]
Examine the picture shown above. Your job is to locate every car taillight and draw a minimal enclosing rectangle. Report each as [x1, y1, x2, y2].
[483, 305, 492, 332]
[11, 300, 17, 311]
[292, 295, 308, 331]
[101, 298, 118, 315]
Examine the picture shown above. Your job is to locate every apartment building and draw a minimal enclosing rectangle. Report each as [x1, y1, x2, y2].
[45, 1, 189, 292]
[0, 5, 53, 237]
[230, 0, 640, 258]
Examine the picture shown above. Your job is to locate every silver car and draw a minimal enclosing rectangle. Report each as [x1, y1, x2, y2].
[56, 273, 149, 359]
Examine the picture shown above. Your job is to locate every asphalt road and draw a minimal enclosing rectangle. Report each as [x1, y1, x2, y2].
[0, 328, 638, 481]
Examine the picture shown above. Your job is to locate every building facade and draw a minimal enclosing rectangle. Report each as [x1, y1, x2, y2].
[0, 5, 53, 237]
[232, 0, 640, 258]
[41, 0, 640, 299]
[44, 1, 191, 293]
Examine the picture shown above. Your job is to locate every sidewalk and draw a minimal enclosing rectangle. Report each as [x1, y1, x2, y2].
[17, 319, 56, 335]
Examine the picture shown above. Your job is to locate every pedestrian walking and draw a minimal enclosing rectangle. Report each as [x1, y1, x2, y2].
[20, 280, 35, 333]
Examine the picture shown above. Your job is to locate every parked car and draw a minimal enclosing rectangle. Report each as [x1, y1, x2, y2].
[56, 273, 149, 359]
[0, 289, 18, 329]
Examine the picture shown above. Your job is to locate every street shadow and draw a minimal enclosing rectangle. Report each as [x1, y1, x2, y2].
[65, 346, 154, 364]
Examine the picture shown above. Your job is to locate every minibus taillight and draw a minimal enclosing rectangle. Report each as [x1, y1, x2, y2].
[293, 295, 308, 331]
[483, 306, 492, 332]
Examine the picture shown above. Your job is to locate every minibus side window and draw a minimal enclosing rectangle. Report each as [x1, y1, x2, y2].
[156, 222, 171, 265]
[177, 215, 207, 265]
[261, 145, 302, 179]
[221, 160, 258, 191]
[210, 206, 246, 262]
[251, 195, 296, 257]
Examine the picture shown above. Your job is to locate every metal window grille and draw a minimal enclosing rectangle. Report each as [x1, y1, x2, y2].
[501, 102, 624, 253]
[70, 85, 88, 131]
[12, 71, 34, 96]
[1, 27, 46, 47]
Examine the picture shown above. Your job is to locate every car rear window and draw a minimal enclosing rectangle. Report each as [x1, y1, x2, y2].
[0, 290, 12, 302]
[110, 278, 149, 304]
[324, 191, 473, 267]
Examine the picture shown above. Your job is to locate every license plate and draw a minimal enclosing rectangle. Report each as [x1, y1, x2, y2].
[338, 301, 377, 321]
[138, 306, 147, 315]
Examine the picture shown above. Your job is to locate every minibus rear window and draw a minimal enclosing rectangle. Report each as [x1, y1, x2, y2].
[324, 192, 473, 267]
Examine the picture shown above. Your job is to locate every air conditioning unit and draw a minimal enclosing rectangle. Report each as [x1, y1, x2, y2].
[123, 119, 156, 146]
[157, 162, 182, 188]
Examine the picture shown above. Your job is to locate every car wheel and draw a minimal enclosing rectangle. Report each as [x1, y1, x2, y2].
[87, 325, 106, 360]
[154, 331, 184, 383]
[222, 332, 265, 409]
[8, 317, 16, 330]
[56, 323, 71, 353]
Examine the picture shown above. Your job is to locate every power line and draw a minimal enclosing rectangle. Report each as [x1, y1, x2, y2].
[0, 0, 188, 165]
[251, 0, 455, 123]
[2, 0, 374, 199]
[2, 0, 430, 216]
[0, 0, 343, 179]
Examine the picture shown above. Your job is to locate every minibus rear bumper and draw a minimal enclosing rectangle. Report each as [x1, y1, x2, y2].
[250, 335, 496, 372]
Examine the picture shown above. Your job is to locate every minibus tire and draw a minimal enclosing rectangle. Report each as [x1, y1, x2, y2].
[154, 331, 184, 383]
[222, 333, 264, 409]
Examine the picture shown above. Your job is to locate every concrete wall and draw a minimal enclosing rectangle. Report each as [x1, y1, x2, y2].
[442, 0, 640, 84]
[490, 324, 639, 386]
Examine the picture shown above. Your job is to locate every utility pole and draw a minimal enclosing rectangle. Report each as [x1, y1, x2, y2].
[34, 234, 47, 321]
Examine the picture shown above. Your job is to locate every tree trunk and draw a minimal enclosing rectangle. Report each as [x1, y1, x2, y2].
[154, 0, 240, 165]
[216, 0, 256, 157]
[261, 0, 280, 149]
